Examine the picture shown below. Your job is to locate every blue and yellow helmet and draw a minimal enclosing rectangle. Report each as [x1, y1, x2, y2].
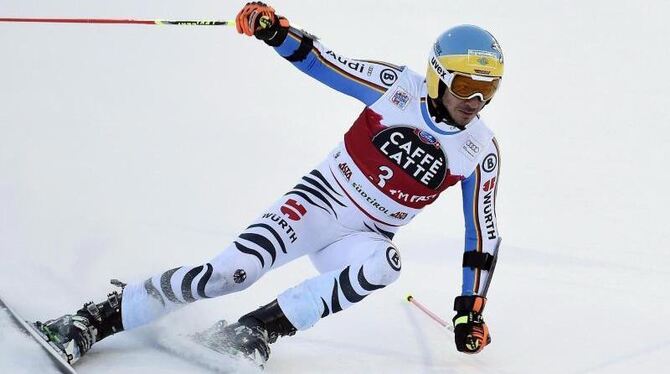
[426, 25, 504, 99]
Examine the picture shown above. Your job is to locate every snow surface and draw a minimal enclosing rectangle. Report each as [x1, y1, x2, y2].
[1, 0, 669, 373]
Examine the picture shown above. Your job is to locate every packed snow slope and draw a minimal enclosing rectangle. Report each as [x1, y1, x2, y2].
[1, 1, 669, 373]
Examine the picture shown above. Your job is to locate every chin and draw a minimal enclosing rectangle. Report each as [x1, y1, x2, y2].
[457, 116, 473, 126]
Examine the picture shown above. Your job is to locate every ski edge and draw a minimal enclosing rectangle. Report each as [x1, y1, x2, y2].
[0, 297, 77, 374]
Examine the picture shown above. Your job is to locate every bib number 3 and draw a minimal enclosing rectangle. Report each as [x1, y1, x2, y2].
[377, 166, 394, 188]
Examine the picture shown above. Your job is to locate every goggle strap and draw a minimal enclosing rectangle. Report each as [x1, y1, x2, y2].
[429, 49, 453, 87]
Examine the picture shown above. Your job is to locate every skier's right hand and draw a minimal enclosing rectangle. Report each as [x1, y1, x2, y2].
[236, 2, 290, 46]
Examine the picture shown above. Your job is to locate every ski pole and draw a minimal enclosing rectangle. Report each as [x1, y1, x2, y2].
[0, 17, 235, 26]
[406, 294, 454, 333]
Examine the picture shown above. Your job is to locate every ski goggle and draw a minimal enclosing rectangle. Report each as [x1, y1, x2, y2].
[428, 50, 501, 101]
[447, 72, 500, 101]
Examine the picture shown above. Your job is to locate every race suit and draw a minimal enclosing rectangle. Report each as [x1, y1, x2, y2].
[120, 27, 501, 331]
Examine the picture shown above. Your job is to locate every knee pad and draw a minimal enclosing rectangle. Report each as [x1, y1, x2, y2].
[363, 245, 402, 286]
[205, 252, 264, 297]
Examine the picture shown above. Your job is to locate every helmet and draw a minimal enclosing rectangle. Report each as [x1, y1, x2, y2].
[426, 25, 504, 100]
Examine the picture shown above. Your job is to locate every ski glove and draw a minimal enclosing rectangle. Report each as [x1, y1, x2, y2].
[452, 295, 491, 354]
[236, 2, 290, 46]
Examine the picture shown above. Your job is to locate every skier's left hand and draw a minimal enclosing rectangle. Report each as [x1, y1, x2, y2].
[452, 295, 491, 354]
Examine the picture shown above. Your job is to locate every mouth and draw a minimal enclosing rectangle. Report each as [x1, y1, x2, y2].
[458, 108, 477, 116]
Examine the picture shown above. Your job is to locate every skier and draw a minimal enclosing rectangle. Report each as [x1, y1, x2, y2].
[37, 2, 504, 366]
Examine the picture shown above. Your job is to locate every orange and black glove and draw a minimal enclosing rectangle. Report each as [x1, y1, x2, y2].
[452, 295, 491, 354]
[236, 2, 290, 46]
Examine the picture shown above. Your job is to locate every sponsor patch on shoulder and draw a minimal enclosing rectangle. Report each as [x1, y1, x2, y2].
[459, 136, 483, 160]
[389, 86, 411, 110]
[482, 153, 498, 173]
[380, 68, 399, 86]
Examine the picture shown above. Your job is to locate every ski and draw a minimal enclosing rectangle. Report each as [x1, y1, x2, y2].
[154, 320, 264, 373]
[0, 296, 77, 374]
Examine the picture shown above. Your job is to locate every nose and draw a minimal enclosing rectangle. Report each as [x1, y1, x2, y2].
[464, 97, 482, 108]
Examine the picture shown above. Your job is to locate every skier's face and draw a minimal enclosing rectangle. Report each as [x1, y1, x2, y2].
[441, 90, 486, 127]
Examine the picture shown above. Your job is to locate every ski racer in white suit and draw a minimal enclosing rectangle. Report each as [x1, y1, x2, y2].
[37, 2, 504, 366]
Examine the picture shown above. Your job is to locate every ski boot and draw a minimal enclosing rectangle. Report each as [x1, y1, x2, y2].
[35, 284, 125, 365]
[195, 299, 297, 367]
